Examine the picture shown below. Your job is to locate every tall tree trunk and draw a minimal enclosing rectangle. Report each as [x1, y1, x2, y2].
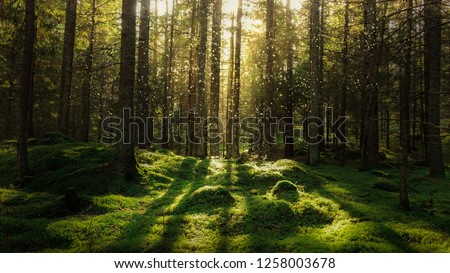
[136, 0, 150, 147]
[81, 0, 96, 142]
[0, 0, 4, 27]
[318, 0, 325, 152]
[197, 0, 208, 158]
[167, 0, 177, 149]
[149, 0, 158, 144]
[309, 0, 321, 165]
[210, 0, 222, 157]
[424, 0, 445, 177]
[232, 0, 242, 158]
[399, 0, 412, 210]
[58, 0, 78, 135]
[284, 0, 294, 158]
[360, 0, 379, 171]
[17, 0, 36, 183]
[339, 0, 349, 165]
[27, 23, 37, 139]
[225, 14, 235, 159]
[162, 0, 176, 149]
[264, 0, 275, 160]
[115, 0, 137, 178]
[186, 0, 197, 156]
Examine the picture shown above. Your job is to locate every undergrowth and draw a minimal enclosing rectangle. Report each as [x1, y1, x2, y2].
[0, 141, 449, 252]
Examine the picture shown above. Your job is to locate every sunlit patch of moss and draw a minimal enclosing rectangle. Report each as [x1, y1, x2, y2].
[271, 180, 301, 202]
[245, 198, 296, 231]
[170, 213, 222, 252]
[45, 211, 136, 252]
[178, 186, 235, 213]
[294, 194, 341, 226]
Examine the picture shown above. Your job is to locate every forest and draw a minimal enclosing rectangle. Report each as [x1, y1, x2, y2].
[0, 0, 449, 252]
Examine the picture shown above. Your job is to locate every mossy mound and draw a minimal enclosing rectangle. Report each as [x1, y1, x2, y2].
[184, 186, 235, 210]
[372, 181, 398, 192]
[271, 180, 300, 202]
[247, 199, 296, 229]
[30, 132, 76, 146]
[296, 198, 338, 226]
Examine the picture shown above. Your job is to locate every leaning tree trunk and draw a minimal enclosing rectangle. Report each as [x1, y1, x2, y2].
[210, 0, 222, 157]
[17, 0, 36, 183]
[114, 0, 138, 179]
[58, 0, 78, 136]
[424, 0, 445, 177]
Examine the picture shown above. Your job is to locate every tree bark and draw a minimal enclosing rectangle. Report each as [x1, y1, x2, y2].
[339, 0, 349, 165]
[197, 0, 208, 158]
[17, 0, 36, 183]
[81, 0, 96, 142]
[309, 0, 321, 165]
[424, 0, 445, 177]
[360, 0, 379, 171]
[210, 0, 222, 157]
[136, 0, 150, 147]
[232, 0, 242, 158]
[58, 0, 78, 136]
[399, 0, 412, 210]
[284, 0, 294, 158]
[115, 0, 138, 178]
[225, 15, 235, 159]
[265, 0, 275, 160]
[186, 0, 197, 156]
[0, 0, 4, 27]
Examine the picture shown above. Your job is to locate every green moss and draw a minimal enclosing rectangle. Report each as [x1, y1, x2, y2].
[271, 180, 301, 202]
[0, 142, 449, 252]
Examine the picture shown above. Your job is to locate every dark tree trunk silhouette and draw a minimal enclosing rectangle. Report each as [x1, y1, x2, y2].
[399, 0, 412, 210]
[0, 0, 4, 27]
[309, 0, 321, 165]
[197, 0, 208, 158]
[264, 0, 275, 160]
[424, 0, 445, 177]
[210, 0, 222, 157]
[232, 0, 242, 158]
[360, 0, 379, 171]
[225, 15, 235, 159]
[136, 0, 150, 147]
[58, 0, 78, 135]
[17, 0, 36, 183]
[284, 0, 294, 158]
[114, 0, 138, 178]
[186, 0, 197, 156]
[339, 0, 349, 165]
[81, 0, 96, 142]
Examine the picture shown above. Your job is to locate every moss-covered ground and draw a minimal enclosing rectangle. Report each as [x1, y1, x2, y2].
[0, 141, 449, 252]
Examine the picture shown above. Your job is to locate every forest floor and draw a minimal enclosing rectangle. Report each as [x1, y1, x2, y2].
[0, 137, 449, 252]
